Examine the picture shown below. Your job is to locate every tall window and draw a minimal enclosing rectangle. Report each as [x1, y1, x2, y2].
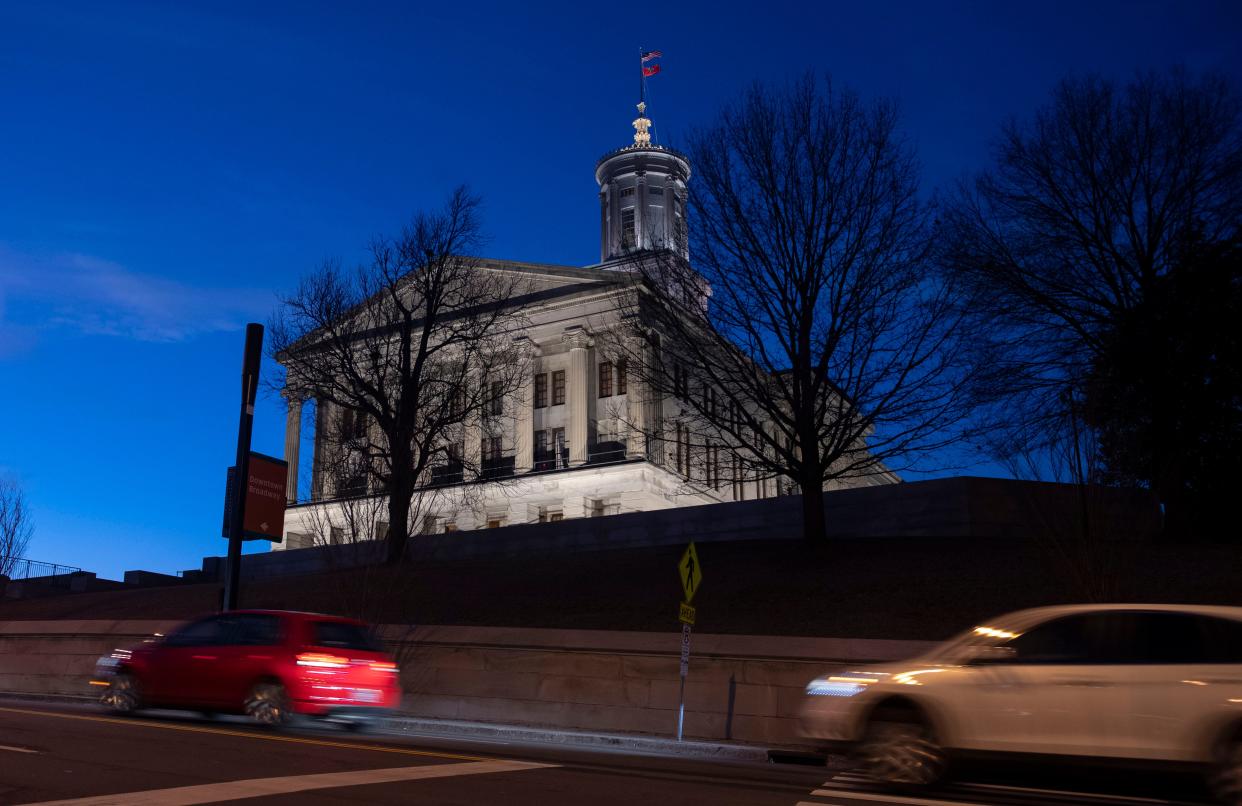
[598, 361, 613, 398]
[702, 384, 718, 419]
[674, 423, 690, 477]
[619, 186, 635, 198]
[616, 360, 627, 395]
[673, 363, 688, 401]
[489, 380, 503, 416]
[552, 370, 566, 406]
[553, 427, 566, 464]
[534, 373, 548, 408]
[482, 436, 502, 461]
[621, 208, 636, 250]
[705, 443, 720, 489]
[535, 429, 548, 457]
[732, 456, 745, 500]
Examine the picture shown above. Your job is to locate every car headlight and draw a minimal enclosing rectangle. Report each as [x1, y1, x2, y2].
[806, 680, 866, 697]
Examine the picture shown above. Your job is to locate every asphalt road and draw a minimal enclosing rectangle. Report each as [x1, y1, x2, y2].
[0, 700, 1217, 805]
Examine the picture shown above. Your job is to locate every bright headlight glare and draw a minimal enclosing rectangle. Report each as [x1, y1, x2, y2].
[806, 680, 865, 697]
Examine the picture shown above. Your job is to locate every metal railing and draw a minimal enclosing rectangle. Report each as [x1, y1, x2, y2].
[0, 557, 82, 581]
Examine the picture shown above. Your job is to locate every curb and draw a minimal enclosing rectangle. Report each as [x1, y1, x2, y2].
[0, 691, 96, 705]
[382, 715, 773, 763]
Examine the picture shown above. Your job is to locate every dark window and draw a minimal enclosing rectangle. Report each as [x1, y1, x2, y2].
[534, 373, 548, 408]
[674, 423, 690, 477]
[223, 614, 282, 646]
[621, 208, 636, 249]
[673, 364, 688, 401]
[599, 361, 613, 398]
[702, 385, 717, 419]
[552, 370, 566, 406]
[616, 360, 627, 395]
[535, 429, 548, 456]
[649, 186, 664, 196]
[482, 436, 502, 461]
[489, 381, 503, 416]
[1197, 616, 1242, 663]
[311, 621, 383, 652]
[165, 617, 226, 648]
[706, 443, 720, 489]
[1005, 612, 1144, 665]
[619, 187, 635, 198]
[1005, 615, 1096, 664]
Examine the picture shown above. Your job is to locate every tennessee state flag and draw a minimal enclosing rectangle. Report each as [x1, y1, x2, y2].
[641, 50, 662, 77]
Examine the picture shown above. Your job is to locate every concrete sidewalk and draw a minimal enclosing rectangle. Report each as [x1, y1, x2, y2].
[381, 715, 778, 763]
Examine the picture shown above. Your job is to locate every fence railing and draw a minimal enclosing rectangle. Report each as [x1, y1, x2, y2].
[0, 557, 83, 581]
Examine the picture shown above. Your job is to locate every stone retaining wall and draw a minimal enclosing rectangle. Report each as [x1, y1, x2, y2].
[0, 620, 933, 747]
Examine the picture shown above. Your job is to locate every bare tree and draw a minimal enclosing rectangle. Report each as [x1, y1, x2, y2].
[1000, 398, 1140, 602]
[0, 478, 33, 578]
[941, 69, 1242, 534]
[270, 187, 532, 563]
[608, 74, 976, 543]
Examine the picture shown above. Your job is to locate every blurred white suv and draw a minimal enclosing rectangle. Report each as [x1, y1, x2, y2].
[800, 604, 1242, 801]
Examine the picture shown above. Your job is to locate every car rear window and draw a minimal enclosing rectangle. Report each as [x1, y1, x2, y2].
[311, 621, 384, 652]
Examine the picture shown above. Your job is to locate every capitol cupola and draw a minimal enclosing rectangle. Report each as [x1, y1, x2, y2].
[595, 100, 692, 264]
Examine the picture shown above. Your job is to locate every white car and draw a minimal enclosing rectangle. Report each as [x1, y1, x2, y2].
[800, 604, 1242, 801]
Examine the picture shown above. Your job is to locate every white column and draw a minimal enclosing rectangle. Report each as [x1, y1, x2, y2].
[282, 393, 302, 504]
[625, 335, 647, 460]
[563, 326, 593, 466]
[513, 337, 537, 473]
[314, 398, 332, 499]
[463, 397, 482, 480]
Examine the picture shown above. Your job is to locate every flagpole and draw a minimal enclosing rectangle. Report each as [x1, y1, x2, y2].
[639, 46, 644, 106]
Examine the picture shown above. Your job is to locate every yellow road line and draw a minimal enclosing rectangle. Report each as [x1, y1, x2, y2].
[0, 705, 493, 763]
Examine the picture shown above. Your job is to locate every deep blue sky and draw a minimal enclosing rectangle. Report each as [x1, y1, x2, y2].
[1, 1, 1239, 579]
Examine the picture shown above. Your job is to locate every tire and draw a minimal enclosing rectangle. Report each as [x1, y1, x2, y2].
[244, 682, 291, 728]
[1211, 737, 1242, 806]
[100, 672, 142, 715]
[856, 712, 948, 788]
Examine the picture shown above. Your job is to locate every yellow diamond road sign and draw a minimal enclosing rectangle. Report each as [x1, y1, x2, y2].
[678, 542, 702, 602]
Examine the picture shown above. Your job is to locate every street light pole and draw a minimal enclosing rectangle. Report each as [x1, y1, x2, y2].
[223, 323, 264, 612]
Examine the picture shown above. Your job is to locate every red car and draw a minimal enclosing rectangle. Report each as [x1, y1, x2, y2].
[95, 610, 401, 729]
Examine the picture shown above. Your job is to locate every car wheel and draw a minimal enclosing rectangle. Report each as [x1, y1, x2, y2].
[100, 672, 142, 715]
[244, 682, 291, 727]
[1211, 737, 1242, 806]
[856, 713, 947, 787]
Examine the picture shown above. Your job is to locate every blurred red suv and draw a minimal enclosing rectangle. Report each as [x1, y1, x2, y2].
[94, 610, 400, 729]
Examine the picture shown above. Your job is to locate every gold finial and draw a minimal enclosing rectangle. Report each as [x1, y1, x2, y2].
[632, 101, 651, 146]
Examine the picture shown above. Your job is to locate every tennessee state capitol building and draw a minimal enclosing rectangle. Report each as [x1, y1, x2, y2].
[274, 100, 895, 549]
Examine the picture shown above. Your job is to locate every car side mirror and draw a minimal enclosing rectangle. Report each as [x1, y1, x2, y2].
[969, 645, 1017, 665]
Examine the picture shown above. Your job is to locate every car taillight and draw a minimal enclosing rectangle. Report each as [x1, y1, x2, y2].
[371, 661, 399, 673]
[296, 652, 350, 668]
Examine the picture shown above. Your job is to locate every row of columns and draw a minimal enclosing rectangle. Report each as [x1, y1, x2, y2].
[280, 325, 654, 505]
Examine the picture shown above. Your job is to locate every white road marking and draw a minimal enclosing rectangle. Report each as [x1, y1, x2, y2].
[809, 789, 980, 806]
[0, 744, 38, 754]
[955, 780, 1179, 804]
[25, 759, 554, 805]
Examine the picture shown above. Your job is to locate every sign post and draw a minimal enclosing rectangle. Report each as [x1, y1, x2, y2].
[223, 323, 265, 612]
[675, 541, 702, 741]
